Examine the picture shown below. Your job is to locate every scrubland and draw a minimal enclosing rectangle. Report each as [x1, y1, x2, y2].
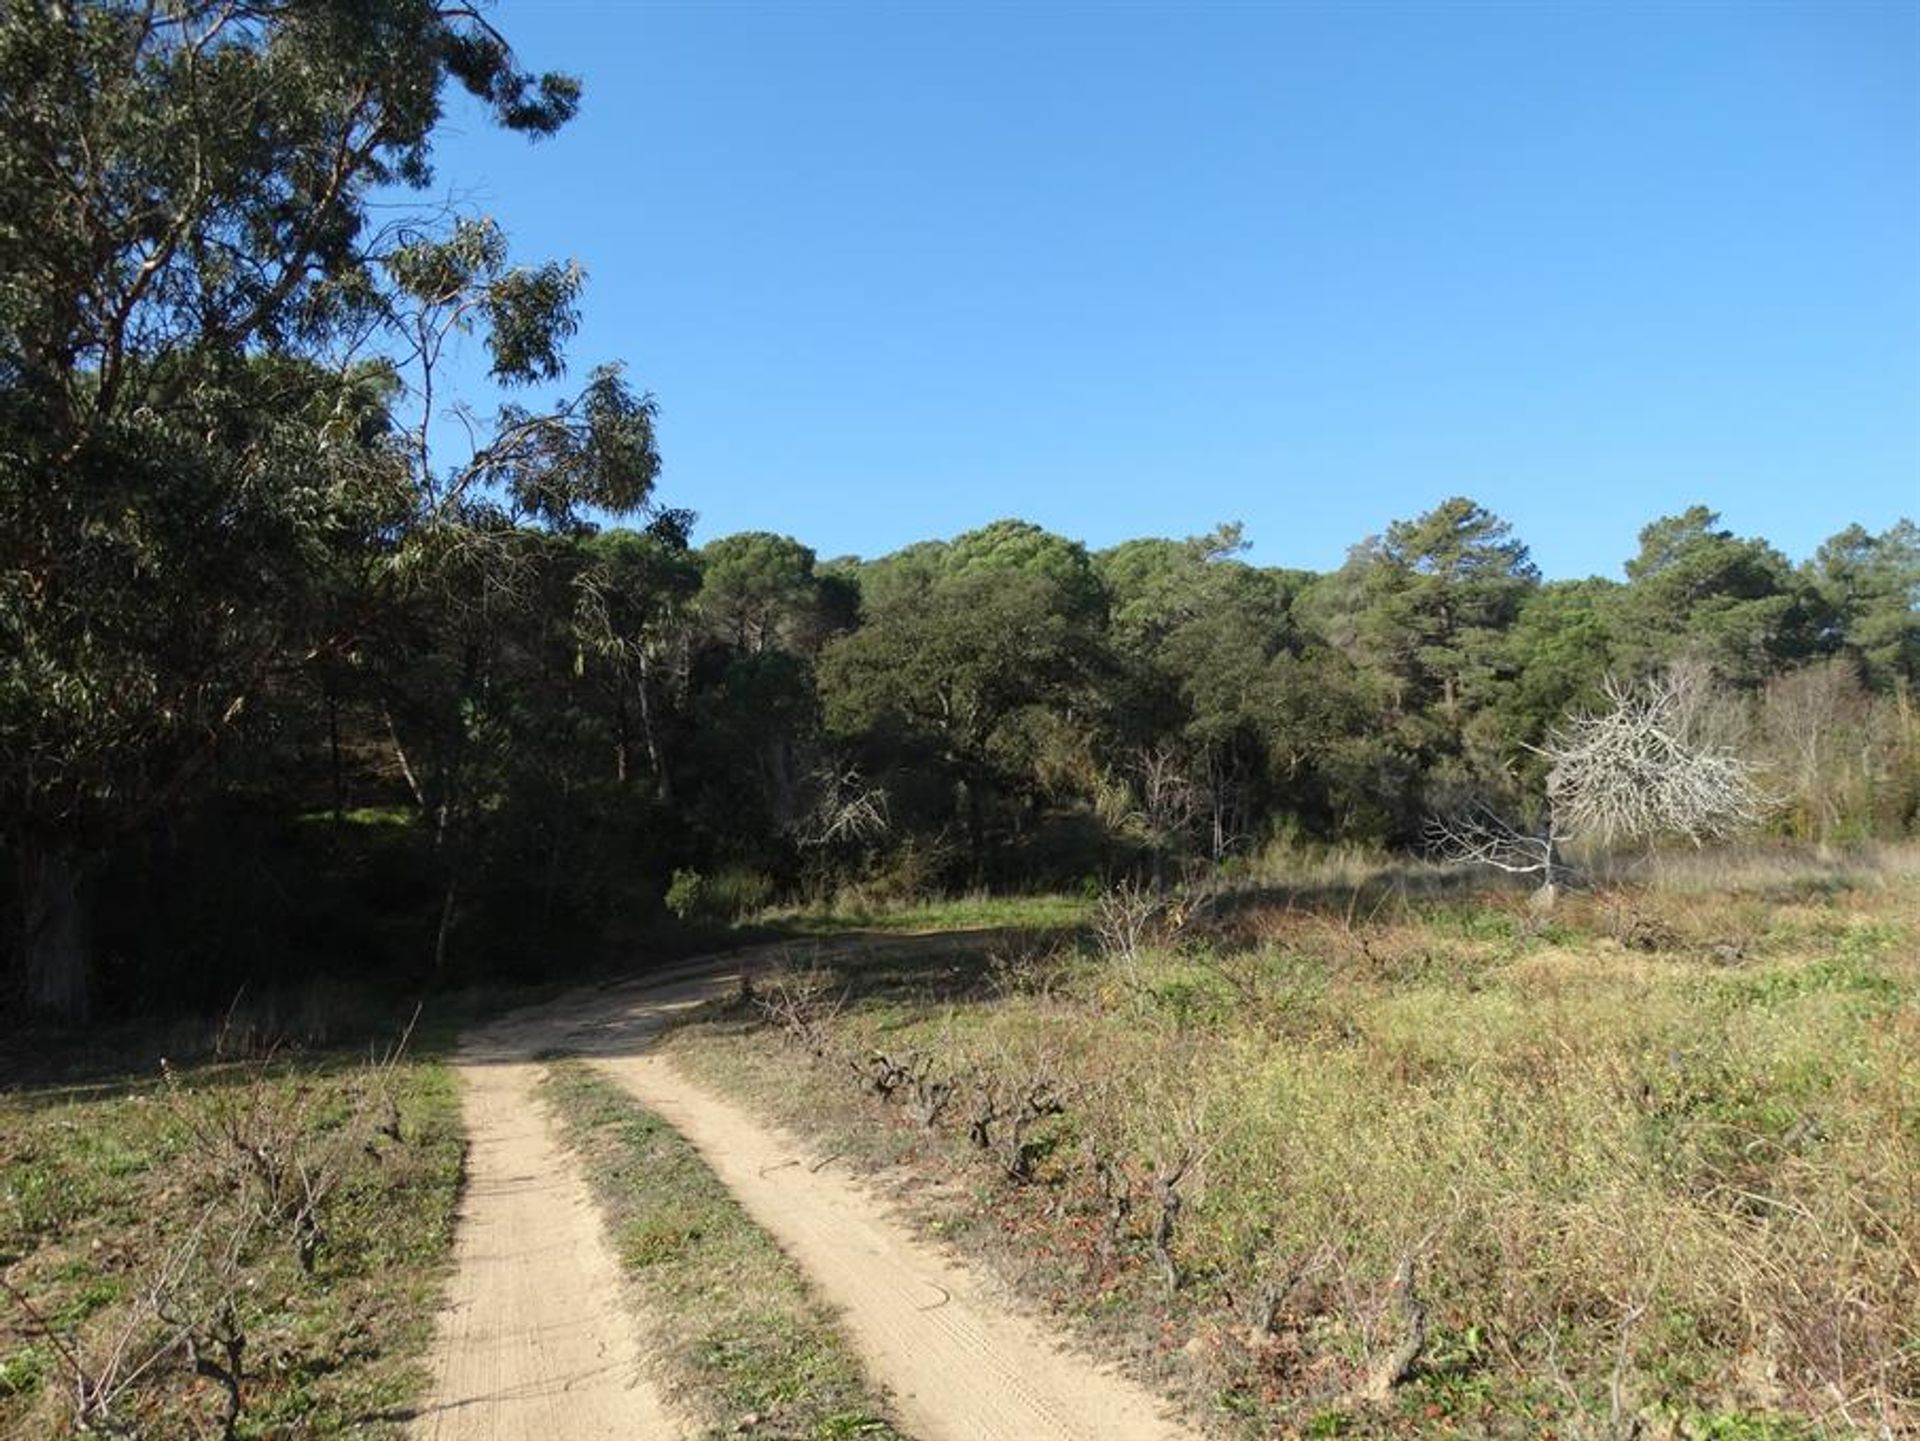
[667, 849, 1918, 1438]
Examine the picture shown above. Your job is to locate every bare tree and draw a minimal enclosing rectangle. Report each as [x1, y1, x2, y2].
[1544, 673, 1765, 846]
[1428, 671, 1766, 895]
[1759, 659, 1874, 843]
[793, 764, 891, 850]
[1125, 743, 1199, 884]
[1091, 879, 1166, 967]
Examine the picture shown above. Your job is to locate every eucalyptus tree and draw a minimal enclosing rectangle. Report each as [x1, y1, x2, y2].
[0, 0, 658, 1018]
[576, 527, 703, 796]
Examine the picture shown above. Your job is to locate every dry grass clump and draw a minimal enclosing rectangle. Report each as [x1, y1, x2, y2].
[668, 856, 1918, 1436]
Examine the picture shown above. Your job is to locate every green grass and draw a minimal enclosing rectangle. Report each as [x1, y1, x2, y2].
[0, 1049, 462, 1438]
[295, 805, 418, 828]
[660, 863, 1920, 1438]
[542, 1063, 904, 1441]
[759, 890, 1093, 936]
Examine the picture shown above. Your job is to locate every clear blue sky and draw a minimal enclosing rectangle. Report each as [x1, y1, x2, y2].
[427, 0, 1919, 579]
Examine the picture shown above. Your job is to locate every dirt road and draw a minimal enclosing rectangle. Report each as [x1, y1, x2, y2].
[413, 954, 1199, 1441]
[595, 1046, 1198, 1441]
[406, 1042, 678, 1440]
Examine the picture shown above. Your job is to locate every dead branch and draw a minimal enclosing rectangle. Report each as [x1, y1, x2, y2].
[1423, 804, 1565, 895]
[753, 971, 844, 1059]
[850, 1048, 918, 1100]
[1093, 879, 1166, 966]
[794, 764, 891, 849]
[1248, 1245, 1337, 1338]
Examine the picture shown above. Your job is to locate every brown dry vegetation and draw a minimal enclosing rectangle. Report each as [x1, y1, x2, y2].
[666, 849, 1919, 1438]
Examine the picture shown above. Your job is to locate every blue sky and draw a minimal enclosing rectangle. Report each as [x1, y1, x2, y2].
[426, 0, 1918, 578]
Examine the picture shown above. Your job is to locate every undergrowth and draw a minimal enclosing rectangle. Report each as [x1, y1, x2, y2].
[0, 1040, 461, 1437]
[664, 856, 1918, 1438]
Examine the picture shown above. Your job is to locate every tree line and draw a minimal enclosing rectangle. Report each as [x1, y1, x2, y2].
[3, 2, 1915, 1023]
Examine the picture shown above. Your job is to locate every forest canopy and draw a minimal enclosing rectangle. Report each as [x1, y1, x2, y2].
[2, 3, 1915, 1024]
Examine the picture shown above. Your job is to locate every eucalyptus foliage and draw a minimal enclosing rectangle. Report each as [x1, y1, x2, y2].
[0, 0, 654, 1018]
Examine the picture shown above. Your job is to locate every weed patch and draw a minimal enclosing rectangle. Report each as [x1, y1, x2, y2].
[0, 1044, 461, 1437]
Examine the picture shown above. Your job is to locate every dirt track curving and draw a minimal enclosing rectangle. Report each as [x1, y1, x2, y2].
[594, 1046, 1199, 1441]
[412, 950, 1200, 1441]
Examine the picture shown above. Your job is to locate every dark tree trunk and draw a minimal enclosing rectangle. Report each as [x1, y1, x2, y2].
[635, 652, 670, 802]
[328, 689, 345, 819]
[432, 875, 458, 971]
[19, 841, 91, 1023]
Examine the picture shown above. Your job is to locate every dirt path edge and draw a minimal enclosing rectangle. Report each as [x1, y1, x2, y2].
[593, 1045, 1201, 1441]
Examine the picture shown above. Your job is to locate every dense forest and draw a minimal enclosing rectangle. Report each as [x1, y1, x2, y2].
[3, 2, 1916, 1024]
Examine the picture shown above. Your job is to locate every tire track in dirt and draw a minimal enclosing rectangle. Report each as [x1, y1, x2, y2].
[566, 957, 1200, 1441]
[407, 1039, 678, 1441]
[415, 946, 1200, 1441]
[596, 1049, 1197, 1441]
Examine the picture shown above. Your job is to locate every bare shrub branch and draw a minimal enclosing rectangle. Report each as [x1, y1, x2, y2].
[1360, 1251, 1428, 1402]
[907, 1056, 955, 1129]
[794, 765, 890, 850]
[753, 968, 845, 1059]
[1088, 1147, 1132, 1273]
[1151, 1146, 1195, 1296]
[5, 1020, 422, 1436]
[1423, 804, 1562, 884]
[1092, 879, 1165, 967]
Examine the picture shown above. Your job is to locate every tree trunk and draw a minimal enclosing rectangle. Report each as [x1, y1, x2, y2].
[328, 688, 345, 820]
[635, 652, 670, 801]
[19, 842, 91, 1024]
[432, 875, 458, 971]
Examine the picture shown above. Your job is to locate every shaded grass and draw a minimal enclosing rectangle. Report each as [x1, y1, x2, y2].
[759, 891, 1093, 937]
[662, 865, 1918, 1438]
[0, 1051, 462, 1437]
[542, 1062, 904, 1441]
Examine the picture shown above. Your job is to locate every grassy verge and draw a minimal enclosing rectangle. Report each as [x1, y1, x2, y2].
[542, 1062, 904, 1441]
[758, 890, 1093, 936]
[661, 861, 1918, 1439]
[0, 1043, 462, 1438]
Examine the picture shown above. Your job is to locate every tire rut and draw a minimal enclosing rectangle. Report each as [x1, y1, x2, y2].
[417, 952, 1201, 1441]
[584, 995, 1199, 1441]
[407, 1046, 678, 1440]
